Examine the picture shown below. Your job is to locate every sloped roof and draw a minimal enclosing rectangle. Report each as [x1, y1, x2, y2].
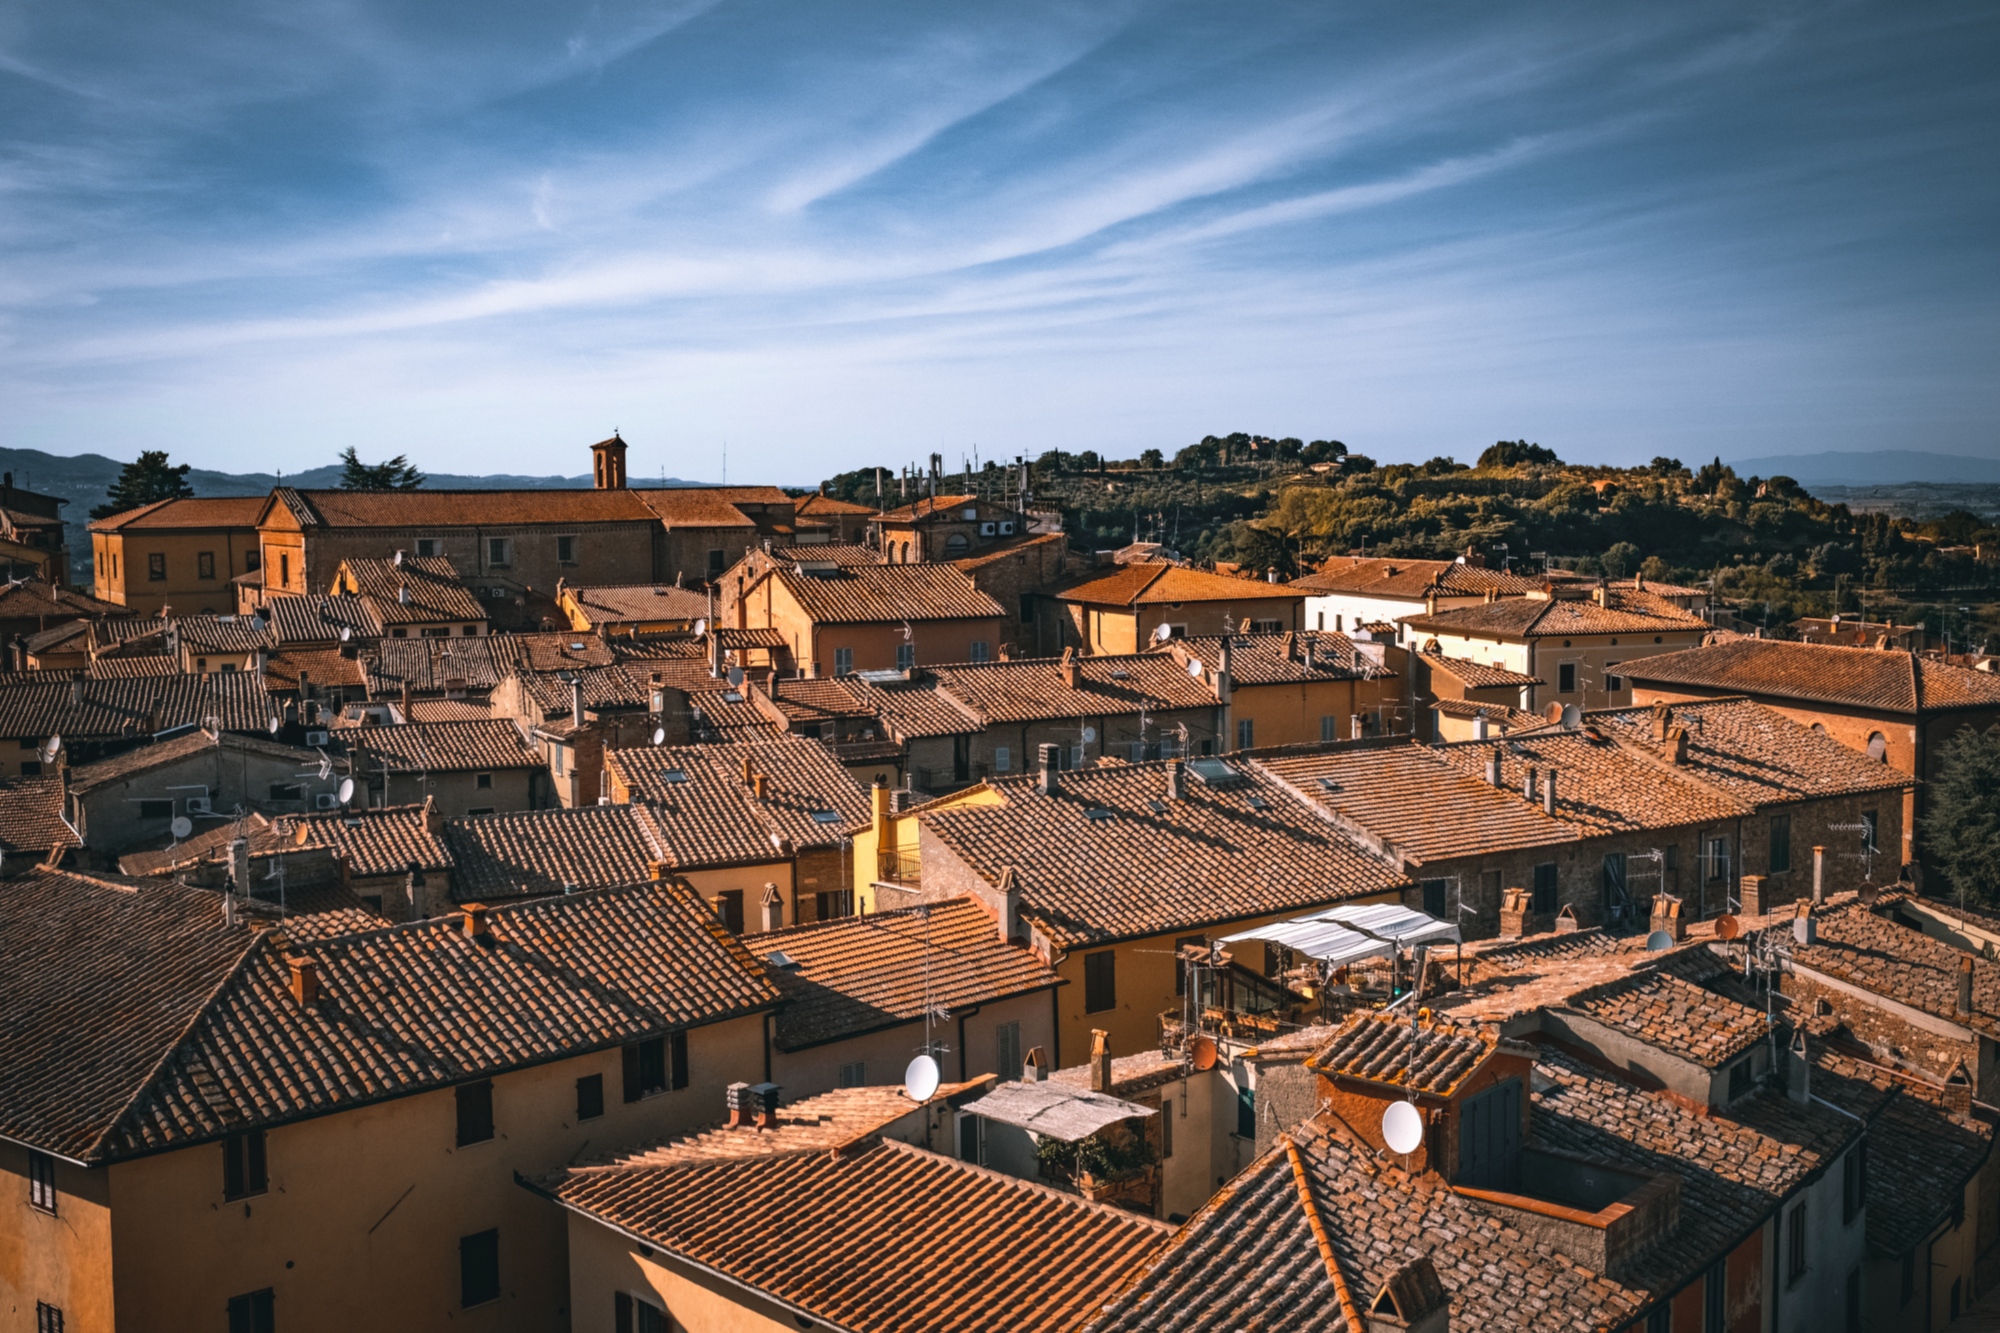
[561, 583, 709, 625]
[265, 487, 659, 528]
[540, 1135, 1167, 1333]
[0, 872, 778, 1163]
[928, 654, 1217, 725]
[1291, 557, 1541, 599]
[1404, 587, 1709, 639]
[1057, 564, 1305, 607]
[1306, 1013, 1497, 1095]
[263, 647, 367, 693]
[443, 805, 668, 899]
[68, 728, 318, 794]
[636, 485, 790, 529]
[1420, 651, 1541, 689]
[874, 493, 979, 523]
[795, 493, 877, 518]
[88, 496, 267, 532]
[0, 774, 79, 853]
[1785, 896, 2000, 1038]
[1171, 631, 1393, 684]
[1588, 698, 1914, 807]
[772, 564, 1004, 624]
[345, 719, 538, 773]
[1431, 728, 1748, 836]
[263, 594, 377, 645]
[915, 761, 1410, 949]
[1616, 638, 2000, 714]
[337, 555, 487, 624]
[0, 578, 127, 622]
[610, 739, 873, 865]
[0, 671, 275, 740]
[1562, 958, 1767, 1070]
[745, 898, 1062, 1051]
[295, 805, 451, 876]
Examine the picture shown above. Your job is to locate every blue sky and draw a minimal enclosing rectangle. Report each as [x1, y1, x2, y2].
[1, 2, 1995, 483]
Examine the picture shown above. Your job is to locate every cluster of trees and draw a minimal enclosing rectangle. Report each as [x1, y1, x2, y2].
[90, 447, 426, 521]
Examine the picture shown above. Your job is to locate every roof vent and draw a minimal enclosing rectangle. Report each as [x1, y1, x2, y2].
[765, 950, 802, 971]
[1365, 1255, 1450, 1333]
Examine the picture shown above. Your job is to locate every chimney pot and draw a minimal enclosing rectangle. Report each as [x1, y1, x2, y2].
[1089, 1029, 1113, 1093]
[1958, 955, 1975, 1017]
[752, 772, 768, 801]
[1023, 1046, 1048, 1082]
[750, 1081, 781, 1129]
[1484, 751, 1501, 787]
[462, 902, 491, 939]
[287, 954, 321, 1005]
[1165, 758, 1185, 801]
[725, 1081, 758, 1128]
[1522, 765, 1537, 801]
[1038, 743, 1061, 796]
[1543, 770, 1557, 816]
[761, 882, 783, 932]
[1813, 845, 1826, 903]
[1059, 646, 1080, 690]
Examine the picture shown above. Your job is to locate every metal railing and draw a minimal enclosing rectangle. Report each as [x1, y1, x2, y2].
[877, 849, 922, 885]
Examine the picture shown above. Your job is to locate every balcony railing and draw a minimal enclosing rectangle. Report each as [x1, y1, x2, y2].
[877, 849, 922, 885]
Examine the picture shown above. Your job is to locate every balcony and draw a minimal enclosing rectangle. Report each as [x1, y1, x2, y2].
[876, 848, 921, 887]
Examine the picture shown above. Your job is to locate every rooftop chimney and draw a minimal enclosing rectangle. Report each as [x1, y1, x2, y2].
[741, 754, 755, 785]
[1543, 770, 1557, 816]
[725, 1081, 758, 1128]
[1650, 701, 1672, 741]
[1471, 711, 1488, 741]
[1364, 1255, 1450, 1333]
[1786, 1029, 1811, 1106]
[750, 1081, 781, 1128]
[1667, 726, 1689, 764]
[571, 677, 587, 726]
[397, 581, 409, 605]
[462, 902, 491, 940]
[1484, 750, 1501, 787]
[1958, 954, 1974, 1017]
[1023, 1046, 1048, 1082]
[1165, 758, 1185, 801]
[288, 954, 321, 1005]
[752, 772, 768, 801]
[1089, 1029, 1113, 1093]
[1792, 899, 1817, 946]
[228, 837, 251, 894]
[1522, 765, 1537, 801]
[1593, 580, 1609, 608]
[760, 882, 783, 932]
[1038, 743, 1061, 796]
[1813, 845, 1826, 903]
[1059, 645, 1080, 689]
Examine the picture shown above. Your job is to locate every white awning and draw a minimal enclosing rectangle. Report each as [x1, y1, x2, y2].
[959, 1081, 1157, 1142]
[1220, 902, 1459, 967]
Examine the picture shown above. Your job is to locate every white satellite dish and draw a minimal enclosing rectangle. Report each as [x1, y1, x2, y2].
[1186, 659, 1204, 678]
[1381, 1099, 1424, 1155]
[267, 716, 282, 735]
[337, 777, 355, 805]
[728, 666, 746, 687]
[1645, 929, 1675, 953]
[1081, 726, 1097, 743]
[169, 816, 194, 841]
[651, 727, 666, 746]
[903, 1053, 941, 1103]
[338, 626, 351, 643]
[1561, 704, 1582, 730]
[39, 734, 61, 761]
[693, 618, 707, 637]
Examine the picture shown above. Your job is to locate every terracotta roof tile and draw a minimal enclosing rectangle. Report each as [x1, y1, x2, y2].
[1618, 638, 2000, 713]
[1058, 564, 1306, 607]
[1291, 557, 1542, 599]
[929, 654, 1217, 724]
[746, 898, 1063, 1051]
[263, 594, 377, 645]
[263, 647, 367, 692]
[293, 804, 452, 876]
[1170, 631, 1393, 684]
[346, 719, 538, 772]
[874, 493, 979, 523]
[0, 672, 276, 741]
[610, 739, 872, 866]
[562, 583, 709, 625]
[87, 496, 266, 532]
[443, 805, 666, 898]
[1421, 650, 1541, 688]
[769, 542, 881, 566]
[336, 554, 487, 625]
[1784, 897, 2000, 1037]
[0, 774, 79, 853]
[916, 761, 1410, 949]
[1563, 957, 1767, 1070]
[0, 578, 126, 621]
[1588, 698, 1914, 806]
[1305, 1013, 1498, 1095]
[274, 487, 660, 528]
[636, 485, 790, 529]
[1404, 587, 1709, 639]
[771, 564, 1005, 624]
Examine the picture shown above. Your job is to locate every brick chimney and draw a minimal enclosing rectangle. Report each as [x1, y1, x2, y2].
[1038, 743, 1061, 796]
[1812, 845, 1825, 903]
[1667, 726, 1689, 764]
[1089, 1029, 1113, 1093]
[725, 1081, 758, 1127]
[1542, 770, 1557, 816]
[741, 753, 755, 785]
[760, 883, 783, 932]
[1165, 758, 1185, 801]
[288, 954, 321, 1005]
[1650, 701, 1672, 741]
[1958, 954, 1974, 1017]
[1059, 646, 1080, 689]
[750, 1082, 781, 1129]
[1522, 765, 1537, 801]
[422, 794, 442, 835]
[1498, 887, 1531, 938]
[1593, 579, 1609, 608]
[570, 676, 587, 726]
[1792, 899, 1817, 946]
[1649, 895, 1685, 943]
[751, 772, 768, 801]
[462, 902, 491, 940]
[1484, 750, 1501, 786]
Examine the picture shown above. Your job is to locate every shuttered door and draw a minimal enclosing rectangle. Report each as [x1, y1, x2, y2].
[1455, 1077, 1522, 1190]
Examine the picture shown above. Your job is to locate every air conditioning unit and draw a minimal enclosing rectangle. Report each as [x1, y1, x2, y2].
[186, 796, 212, 815]
[306, 730, 330, 747]
[314, 792, 340, 810]
[999, 520, 1016, 535]
[980, 522, 996, 536]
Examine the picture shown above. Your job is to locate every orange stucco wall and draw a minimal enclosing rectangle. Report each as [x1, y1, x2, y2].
[93, 526, 260, 615]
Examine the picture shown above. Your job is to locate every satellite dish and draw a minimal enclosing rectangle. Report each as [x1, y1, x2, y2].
[728, 666, 746, 687]
[1645, 930, 1675, 953]
[1081, 726, 1097, 743]
[1381, 1100, 1424, 1155]
[693, 618, 707, 638]
[338, 626, 351, 643]
[39, 734, 60, 761]
[337, 777, 355, 804]
[170, 816, 194, 840]
[651, 727, 667, 746]
[1560, 704, 1582, 730]
[1188, 1034, 1219, 1071]
[1713, 914, 1742, 941]
[903, 1054, 941, 1103]
[268, 717, 282, 735]
[1186, 659, 1204, 678]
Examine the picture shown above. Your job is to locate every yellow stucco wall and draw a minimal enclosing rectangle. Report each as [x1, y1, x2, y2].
[2, 1146, 116, 1332]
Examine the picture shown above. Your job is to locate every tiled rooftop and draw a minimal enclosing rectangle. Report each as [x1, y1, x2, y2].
[1057, 563, 1304, 607]
[0, 774, 79, 853]
[1305, 1013, 1496, 1095]
[1563, 955, 1768, 1070]
[745, 898, 1063, 1052]
[561, 583, 709, 624]
[915, 760, 1410, 949]
[1785, 897, 2000, 1037]
[1421, 650, 1542, 689]
[0, 671, 275, 739]
[87, 495, 267, 532]
[345, 718, 538, 772]
[337, 554, 488, 624]
[610, 738, 872, 866]
[772, 563, 1005, 624]
[68, 728, 317, 793]
[1290, 557, 1542, 599]
[1589, 698, 1915, 805]
[1617, 638, 2000, 713]
[271, 486, 661, 528]
[1169, 631, 1393, 684]
[442, 804, 667, 898]
[1404, 586, 1709, 639]
[929, 653, 1217, 724]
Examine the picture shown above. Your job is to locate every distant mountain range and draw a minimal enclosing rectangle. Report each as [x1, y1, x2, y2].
[1725, 450, 2000, 486]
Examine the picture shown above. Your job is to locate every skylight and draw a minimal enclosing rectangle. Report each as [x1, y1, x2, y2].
[810, 810, 843, 824]
[1084, 808, 1117, 823]
[659, 769, 689, 784]
[1187, 757, 1242, 787]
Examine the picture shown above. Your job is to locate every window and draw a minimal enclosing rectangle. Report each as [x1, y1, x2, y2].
[968, 641, 990, 663]
[460, 1229, 500, 1307]
[615, 1293, 672, 1333]
[896, 643, 916, 671]
[198, 551, 216, 580]
[958, 1113, 983, 1164]
[487, 537, 511, 566]
[576, 1073, 604, 1121]
[1321, 716, 1337, 742]
[1704, 1258, 1727, 1332]
[715, 890, 744, 934]
[1866, 731, 1887, 762]
[28, 1150, 56, 1212]
[1727, 1059, 1750, 1101]
[622, 1032, 687, 1101]
[415, 539, 440, 558]
[268, 783, 304, 802]
[1084, 950, 1116, 1013]
[1557, 662, 1577, 693]
[997, 1022, 1022, 1078]
[838, 1061, 866, 1088]
[1862, 809, 1879, 852]
[1601, 853, 1626, 912]
[1165, 623, 1187, 639]
[1161, 1097, 1174, 1158]
[707, 548, 726, 578]
[557, 535, 576, 564]
[1843, 1141, 1867, 1223]
[1236, 718, 1254, 750]
[279, 553, 290, 588]
[1770, 813, 1792, 874]
[1531, 862, 1558, 915]
[1421, 879, 1448, 917]
[244, 549, 260, 572]
[1706, 836, 1729, 882]
[1645, 1306, 1670, 1333]
[139, 799, 173, 820]
[227, 1289, 275, 1333]
[456, 1080, 494, 1146]
[1251, 619, 1282, 633]
[223, 1130, 267, 1199]
[1786, 1199, 1807, 1284]
[36, 1303, 63, 1333]
[1604, 661, 1622, 692]
[19, 761, 41, 777]
[1236, 1082, 1255, 1138]
[475, 772, 493, 789]
[831, 647, 855, 677]
[994, 746, 1010, 773]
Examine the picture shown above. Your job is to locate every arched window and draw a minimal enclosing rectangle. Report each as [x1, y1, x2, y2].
[944, 533, 970, 556]
[1866, 732, 1887, 762]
